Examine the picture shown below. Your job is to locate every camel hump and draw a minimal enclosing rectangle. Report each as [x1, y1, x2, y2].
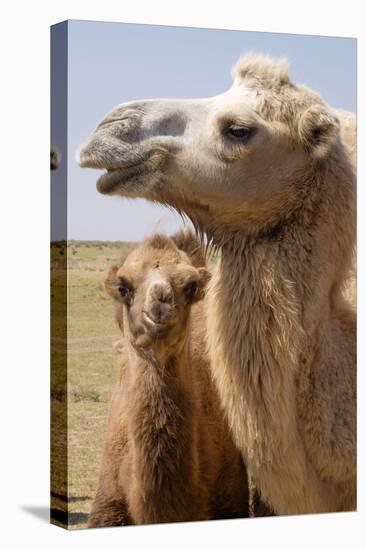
[232, 53, 290, 87]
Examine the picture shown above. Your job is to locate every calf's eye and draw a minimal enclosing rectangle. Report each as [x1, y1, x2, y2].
[184, 280, 198, 301]
[118, 285, 129, 297]
[117, 278, 134, 304]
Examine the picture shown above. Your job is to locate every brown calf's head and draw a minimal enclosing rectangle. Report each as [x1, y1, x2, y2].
[105, 229, 210, 351]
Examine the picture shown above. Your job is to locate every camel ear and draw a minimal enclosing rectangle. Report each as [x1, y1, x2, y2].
[298, 105, 339, 158]
[104, 264, 120, 301]
[184, 267, 211, 304]
[171, 228, 206, 268]
[104, 265, 125, 333]
[198, 267, 211, 291]
[195, 267, 211, 302]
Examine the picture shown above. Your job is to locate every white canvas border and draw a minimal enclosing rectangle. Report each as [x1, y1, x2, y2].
[1, 1, 364, 549]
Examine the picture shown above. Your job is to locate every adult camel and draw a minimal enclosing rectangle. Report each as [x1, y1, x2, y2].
[78, 54, 356, 515]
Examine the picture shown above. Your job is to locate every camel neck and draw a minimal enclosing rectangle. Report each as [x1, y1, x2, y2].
[126, 331, 192, 389]
[125, 335, 197, 504]
[205, 154, 355, 475]
[206, 161, 355, 421]
[215, 155, 355, 334]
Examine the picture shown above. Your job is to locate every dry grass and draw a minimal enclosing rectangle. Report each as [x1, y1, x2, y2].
[51, 241, 135, 529]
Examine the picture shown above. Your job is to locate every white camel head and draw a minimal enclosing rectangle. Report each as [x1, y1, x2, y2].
[78, 54, 341, 236]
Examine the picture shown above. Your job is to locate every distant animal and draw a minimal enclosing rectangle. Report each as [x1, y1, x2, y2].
[50, 145, 60, 170]
[88, 229, 249, 527]
[79, 54, 356, 515]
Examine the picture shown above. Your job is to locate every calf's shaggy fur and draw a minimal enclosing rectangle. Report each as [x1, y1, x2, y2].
[88, 230, 249, 527]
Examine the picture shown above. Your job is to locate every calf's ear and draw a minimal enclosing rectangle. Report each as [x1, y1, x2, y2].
[198, 267, 211, 288]
[185, 268, 211, 304]
[297, 105, 339, 158]
[196, 267, 211, 302]
[104, 264, 120, 301]
[171, 227, 206, 268]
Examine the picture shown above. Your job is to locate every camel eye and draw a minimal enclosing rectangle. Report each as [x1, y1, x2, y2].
[118, 285, 129, 297]
[225, 125, 256, 143]
[184, 280, 198, 301]
[117, 278, 134, 304]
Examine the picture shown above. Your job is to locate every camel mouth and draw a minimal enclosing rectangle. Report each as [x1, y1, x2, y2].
[96, 164, 144, 195]
[77, 138, 147, 194]
[142, 310, 175, 336]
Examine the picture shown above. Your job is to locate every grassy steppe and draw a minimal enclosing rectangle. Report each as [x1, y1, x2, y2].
[51, 241, 136, 529]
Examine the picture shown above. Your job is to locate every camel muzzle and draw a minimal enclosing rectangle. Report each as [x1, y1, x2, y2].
[142, 279, 177, 332]
[77, 99, 195, 173]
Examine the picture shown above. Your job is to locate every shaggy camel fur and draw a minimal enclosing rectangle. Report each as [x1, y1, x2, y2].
[78, 54, 356, 515]
[88, 230, 249, 527]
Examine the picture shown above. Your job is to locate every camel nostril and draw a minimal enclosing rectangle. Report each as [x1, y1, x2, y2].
[158, 292, 173, 304]
[143, 301, 175, 327]
[151, 284, 174, 305]
[154, 303, 169, 321]
[151, 304, 162, 321]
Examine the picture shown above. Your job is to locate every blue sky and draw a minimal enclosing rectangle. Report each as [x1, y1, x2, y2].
[57, 20, 356, 241]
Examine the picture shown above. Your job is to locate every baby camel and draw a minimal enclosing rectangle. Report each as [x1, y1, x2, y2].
[88, 230, 249, 527]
